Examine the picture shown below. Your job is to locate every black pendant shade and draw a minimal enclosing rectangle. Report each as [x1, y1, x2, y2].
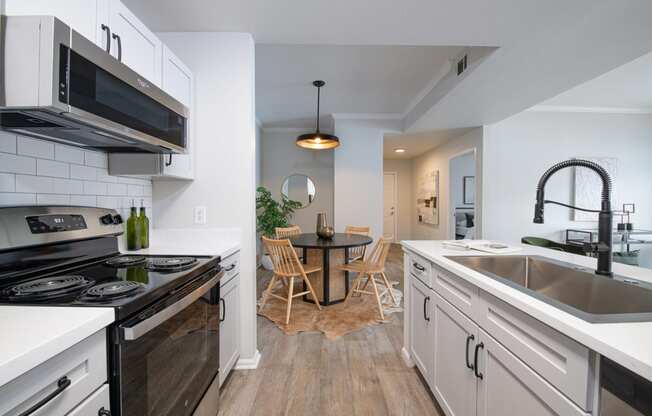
[296, 80, 340, 150]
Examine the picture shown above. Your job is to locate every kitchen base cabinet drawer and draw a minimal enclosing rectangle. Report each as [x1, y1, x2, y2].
[0, 329, 108, 416]
[477, 329, 589, 416]
[478, 291, 595, 411]
[221, 250, 240, 286]
[433, 263, 479, 319]
[67, 384, 110, 416]
[408, 252, 432, 288]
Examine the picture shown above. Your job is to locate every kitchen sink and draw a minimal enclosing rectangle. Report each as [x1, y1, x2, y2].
[445, 255, 652, 323]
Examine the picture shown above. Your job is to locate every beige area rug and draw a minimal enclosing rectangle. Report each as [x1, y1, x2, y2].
[257, 282, 403, 340]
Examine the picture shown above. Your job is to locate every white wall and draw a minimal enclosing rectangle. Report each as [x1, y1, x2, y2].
[0, 131, 152, 220]
[261, 129, 334, 232]
[483, 111, 652, 266]
[153, 32, 259, 365]
[383, 159, 412, 241]
[333, 118, 402, 242]
[411, 128, 483, 240]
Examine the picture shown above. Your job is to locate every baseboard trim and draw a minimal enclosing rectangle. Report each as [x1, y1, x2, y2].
[401, 347, 414, 367]
[234, 349, 261, 370]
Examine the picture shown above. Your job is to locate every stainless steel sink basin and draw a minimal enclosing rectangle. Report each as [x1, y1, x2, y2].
[446, 255, 652, 323]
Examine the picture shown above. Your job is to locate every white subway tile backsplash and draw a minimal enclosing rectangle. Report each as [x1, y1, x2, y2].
[1, 135, 152, 211]
[83, 181, 108, 195]
[0, 153, 37, 175]
[55, 144, 85, 165]
[70, 195, 97, 207]
[16, 175, 53, 194]
[0, 131, 17, 154]
[0, 193, 36, 206]
[17, 137, 55, 159]
[107, 183, 128, 196]
[52, 178, 84, 194]
[84, 151, 108, 168]
[37, 194, 70, 205]
[97, 168, 118, 183]
[70, 164, 97, 181]
[0, 174, 15, 192]
[37, 159, 69, 178]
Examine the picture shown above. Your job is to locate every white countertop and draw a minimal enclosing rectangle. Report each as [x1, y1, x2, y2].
[122, 227, 241, 259]
[0, 306, 114, 387]
[402, 240, 652, 382]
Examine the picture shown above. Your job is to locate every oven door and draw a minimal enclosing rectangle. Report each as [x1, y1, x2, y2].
[113, 270, 221, 416]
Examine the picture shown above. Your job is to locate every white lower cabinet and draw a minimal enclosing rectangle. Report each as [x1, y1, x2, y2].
[219, 267, 241, 387]
[67, 384, 110, 416]
[432, 293, 478, 416]
[409, 275, 435, 387]
[476, 329, 589, 416]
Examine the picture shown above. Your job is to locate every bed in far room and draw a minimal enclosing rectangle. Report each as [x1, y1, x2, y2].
[455, 207, 475, 240]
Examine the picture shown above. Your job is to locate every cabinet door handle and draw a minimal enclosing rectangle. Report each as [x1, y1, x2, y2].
[413, 262, 425, 271]
[112, 33, 122, 61]
[423, 296, 430, 322]
[17, 376, 71, 416]
[101, 25, 111, 54]
[225, 263, 236, 272]
[220, 298, 226, 322]
[474, 342, 484, 379]
[165, 154, 173, 167]
[98, 408, 112, 416]
[465, 334, 475, 370]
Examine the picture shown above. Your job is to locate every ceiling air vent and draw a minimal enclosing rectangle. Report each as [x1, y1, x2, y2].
[457, 54, 468, 76]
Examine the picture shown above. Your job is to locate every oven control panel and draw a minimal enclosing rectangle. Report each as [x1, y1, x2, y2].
[26, 214, 87, 234]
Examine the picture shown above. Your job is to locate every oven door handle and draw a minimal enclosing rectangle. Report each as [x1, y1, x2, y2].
[121, 272, 221, 341]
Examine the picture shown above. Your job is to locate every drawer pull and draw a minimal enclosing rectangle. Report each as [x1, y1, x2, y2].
[423, 296, 430, 322]
[465, 334, 475, 370]
[98, 408, 112, 416]
[413, 262, 426, 271]
[474, 342, 484, 379]
[225, 263, 236, 272]
[18, 376, 71, 416]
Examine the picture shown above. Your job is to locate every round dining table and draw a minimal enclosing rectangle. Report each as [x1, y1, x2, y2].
[289, 233, 373, 306]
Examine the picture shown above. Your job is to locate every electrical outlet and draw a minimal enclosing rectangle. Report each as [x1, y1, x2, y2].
[193, 206, 207, 224]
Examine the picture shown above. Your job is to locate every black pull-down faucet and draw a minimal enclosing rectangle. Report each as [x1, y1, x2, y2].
[533, 159, 613, 277]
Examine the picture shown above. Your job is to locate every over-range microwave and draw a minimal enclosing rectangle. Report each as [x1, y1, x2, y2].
[0, 15, 189, 154]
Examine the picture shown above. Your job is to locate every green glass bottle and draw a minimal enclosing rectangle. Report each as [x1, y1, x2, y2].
[126, 200, 141, 250]
[139, 199, 149, 249]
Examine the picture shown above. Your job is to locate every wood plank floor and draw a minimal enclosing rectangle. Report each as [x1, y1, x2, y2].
[218, 244, 443, 416]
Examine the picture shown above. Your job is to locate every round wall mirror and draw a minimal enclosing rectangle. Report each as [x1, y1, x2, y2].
[281, 174, 316, 208]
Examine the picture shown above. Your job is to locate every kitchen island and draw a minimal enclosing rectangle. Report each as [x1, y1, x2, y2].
[402, 240, 652, 416]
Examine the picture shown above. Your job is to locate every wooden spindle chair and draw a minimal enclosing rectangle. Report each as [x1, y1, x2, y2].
[260, 236, 322, 324]
[275, 225, 303, 261]
[337, 237, 397, 320]
[344, 225, 371, 262]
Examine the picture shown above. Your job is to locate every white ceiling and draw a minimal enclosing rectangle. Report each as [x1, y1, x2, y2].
[256, 45, 463, 127]
[539, 51, 652, 110]
[383, 128, 474, 159]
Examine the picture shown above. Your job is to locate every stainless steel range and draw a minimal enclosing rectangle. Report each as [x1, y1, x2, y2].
[0, 206, 222, 416]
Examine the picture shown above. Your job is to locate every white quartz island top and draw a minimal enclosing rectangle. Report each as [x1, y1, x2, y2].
[402, 240, 652, 382]
[123, 227, 241, 258]
[0, 306, 114, 387]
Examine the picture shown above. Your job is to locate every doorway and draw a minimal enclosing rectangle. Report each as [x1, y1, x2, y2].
[448, 149, 477, 240]
[383, 172, 398, 242]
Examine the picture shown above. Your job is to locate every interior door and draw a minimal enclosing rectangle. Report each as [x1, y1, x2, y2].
[383, 172, 397, 241]
[108, 0, 162, 85]
[432, 293, 478, 416]
[409, 276, 435, 389]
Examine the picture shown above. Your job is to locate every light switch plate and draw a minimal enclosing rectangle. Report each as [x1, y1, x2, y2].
[193, 206, 207, 224]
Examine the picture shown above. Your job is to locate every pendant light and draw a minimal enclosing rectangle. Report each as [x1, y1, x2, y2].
[296, 80, 340, 150]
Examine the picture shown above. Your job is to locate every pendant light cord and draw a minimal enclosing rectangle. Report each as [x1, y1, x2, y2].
[316, 85, 321, 133]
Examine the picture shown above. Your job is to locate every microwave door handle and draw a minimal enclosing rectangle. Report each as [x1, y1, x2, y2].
[121, 272, 221, 341]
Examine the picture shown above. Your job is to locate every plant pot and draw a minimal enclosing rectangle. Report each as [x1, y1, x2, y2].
[261, 254, 274, 270]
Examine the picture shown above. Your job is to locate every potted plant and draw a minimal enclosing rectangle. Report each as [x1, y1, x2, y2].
[256, 186, 302, 270]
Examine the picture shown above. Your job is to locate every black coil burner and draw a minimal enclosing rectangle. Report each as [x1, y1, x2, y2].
[80, 281, 145, 302]
[0, 276, 92, 302]
[105, 256, 147, 268]
[147, 257, 198, 272]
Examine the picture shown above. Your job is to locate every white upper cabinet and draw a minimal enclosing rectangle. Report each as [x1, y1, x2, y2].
[102, 0, 163, 86]
[4, 0, 102, 44]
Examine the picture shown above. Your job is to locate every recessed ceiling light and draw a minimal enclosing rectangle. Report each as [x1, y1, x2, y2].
[394, 148, 407, 153]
